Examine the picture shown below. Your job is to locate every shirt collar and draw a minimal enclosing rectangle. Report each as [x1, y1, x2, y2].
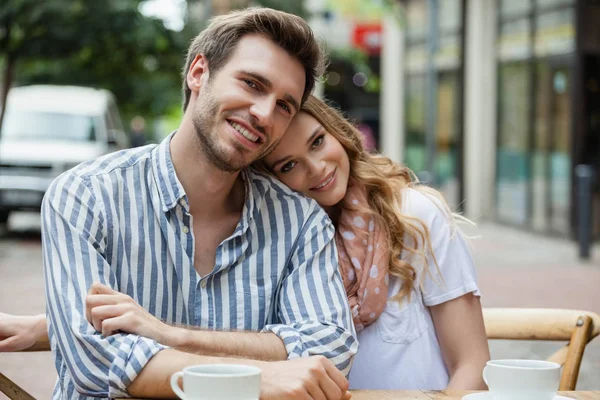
[237, 169, 255, 233]
[152, 131, 256, 225]
[152, 131, 186, 213]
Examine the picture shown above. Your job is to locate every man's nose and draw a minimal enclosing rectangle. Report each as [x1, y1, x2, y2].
[249, 97, 275, 131]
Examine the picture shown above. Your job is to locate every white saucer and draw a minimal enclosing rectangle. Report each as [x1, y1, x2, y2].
[462, 393, 572, 400]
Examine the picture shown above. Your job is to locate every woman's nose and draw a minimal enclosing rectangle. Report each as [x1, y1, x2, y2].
[307, 158, 326, 178]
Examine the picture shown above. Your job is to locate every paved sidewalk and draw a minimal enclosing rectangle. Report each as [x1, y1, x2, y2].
[0, 215, 598, 398]
[467, 222, 599, 312]
[466, 222, 600, 390]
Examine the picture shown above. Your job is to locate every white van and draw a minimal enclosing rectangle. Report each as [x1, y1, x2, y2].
[0, 85, 129, 224]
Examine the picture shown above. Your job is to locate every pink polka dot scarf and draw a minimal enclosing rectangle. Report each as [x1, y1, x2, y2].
[335, 180, 391, 331]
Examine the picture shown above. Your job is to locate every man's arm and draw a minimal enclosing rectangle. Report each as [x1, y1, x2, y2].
[262, 205, 358, 374]
[42, 172, 167, 398]
[127, 349, 352, 400]
[85, 282, 288, 361]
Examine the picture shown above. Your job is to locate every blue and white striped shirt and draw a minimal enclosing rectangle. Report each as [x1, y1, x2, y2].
[42, 133, 357, 399]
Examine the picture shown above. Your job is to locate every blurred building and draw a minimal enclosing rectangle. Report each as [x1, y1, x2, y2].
[380, 0, 600, 239]
[187, 0, 599, 240]
[307, 0, 384, 150]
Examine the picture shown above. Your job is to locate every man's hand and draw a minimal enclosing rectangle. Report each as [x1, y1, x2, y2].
[86, 282, 170, 342]
[259, 356, 352, 400]
[0, 312, 46, 352]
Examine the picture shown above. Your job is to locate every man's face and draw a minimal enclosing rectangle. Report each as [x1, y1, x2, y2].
[191, 34, 306, 172]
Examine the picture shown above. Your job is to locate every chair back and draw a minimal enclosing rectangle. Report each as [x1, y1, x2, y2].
[483, 308, 600, 390]
[0, 337, 50, 400]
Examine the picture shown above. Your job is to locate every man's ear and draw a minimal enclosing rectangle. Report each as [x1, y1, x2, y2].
[186, 54, 210, 93]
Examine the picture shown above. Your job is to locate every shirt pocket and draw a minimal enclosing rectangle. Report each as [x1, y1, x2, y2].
[375, 294, 429, 344]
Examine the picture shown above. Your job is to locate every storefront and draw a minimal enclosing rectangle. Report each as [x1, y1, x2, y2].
[396, 0, 600, 238]
[495, 0, 576, 235]
[402, 0, 465, 209]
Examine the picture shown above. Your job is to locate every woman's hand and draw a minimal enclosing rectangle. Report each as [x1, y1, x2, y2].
[85, 282, 171, 343]
[0, 312, 47, 352]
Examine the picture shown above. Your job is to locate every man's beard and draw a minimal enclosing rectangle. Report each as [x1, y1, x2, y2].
[192, 88, 255, 173]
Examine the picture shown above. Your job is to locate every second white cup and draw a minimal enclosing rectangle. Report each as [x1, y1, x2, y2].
[483, 359, 561, 400]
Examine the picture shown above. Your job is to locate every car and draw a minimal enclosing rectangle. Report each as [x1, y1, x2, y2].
[0, 85, 129, 224]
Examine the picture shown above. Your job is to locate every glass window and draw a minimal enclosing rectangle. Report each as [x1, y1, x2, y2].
[435, 34, 460, 70]
[496, 0, 576, 234]
[549, 67, 571, 234]
[405, 0, 428, 42]
[501, 0, 532, 18]
[496, 63, 531, 225]
[531, 62, 551, 231]
[498, 18, 532, 61]
[435, 72, 460, 207]
[534, 8, 575, 57]
[1, 109, 97, 142]
[536, 0, 574, 9]
[403, 0, 464, 207]
[404, 74, 427, 174]
[438, 0, 461, 32]
[405, 44, 428, 73]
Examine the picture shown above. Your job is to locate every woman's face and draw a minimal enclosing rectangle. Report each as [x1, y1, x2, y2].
[264, 111, 350, 207]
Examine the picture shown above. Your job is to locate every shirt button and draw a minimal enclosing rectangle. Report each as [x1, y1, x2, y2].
[200, 280, 207, 288]
[179, 199, 186, 207]
[182, 226, 189, 234]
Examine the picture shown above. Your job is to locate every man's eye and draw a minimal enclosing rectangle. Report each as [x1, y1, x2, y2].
[311, 135, 324, 149]
[280, 161, 297, 173]
[244, 79, 259, 90]
[278, 101, 291, 113]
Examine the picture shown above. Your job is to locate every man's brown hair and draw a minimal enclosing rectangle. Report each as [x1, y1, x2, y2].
[181, 7, 326, 111]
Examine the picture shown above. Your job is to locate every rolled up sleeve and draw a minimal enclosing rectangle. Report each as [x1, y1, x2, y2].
[42, 171, 165, 398]
[262, 206, 358, 375]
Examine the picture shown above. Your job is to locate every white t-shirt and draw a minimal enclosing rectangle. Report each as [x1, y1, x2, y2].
[348, 188, 481, 390]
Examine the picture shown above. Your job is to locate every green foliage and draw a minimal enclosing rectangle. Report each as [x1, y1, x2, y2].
[326, 0, 404, 25]
[253, 0, 307, 18]
[0, 0, 187, 122]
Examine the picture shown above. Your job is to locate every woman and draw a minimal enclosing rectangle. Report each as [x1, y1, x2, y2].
[0, 96, 489, 389]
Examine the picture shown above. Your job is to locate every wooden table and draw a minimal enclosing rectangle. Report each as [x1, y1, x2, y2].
[349, 391, 600, 399]
[122, 391, 600, 399]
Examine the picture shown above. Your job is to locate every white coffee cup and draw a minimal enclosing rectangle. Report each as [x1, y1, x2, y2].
[170, 364, 262, 400]
[483, 359, 561, 400]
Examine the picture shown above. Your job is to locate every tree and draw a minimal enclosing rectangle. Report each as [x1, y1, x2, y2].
[0, 0, 185, 134]
[253, 0, 307, 18]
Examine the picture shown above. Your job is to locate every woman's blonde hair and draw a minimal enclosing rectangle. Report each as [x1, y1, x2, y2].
[263, 95, 463, 303]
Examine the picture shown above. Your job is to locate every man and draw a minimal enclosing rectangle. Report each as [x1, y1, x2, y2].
[41, 8, 357, 400]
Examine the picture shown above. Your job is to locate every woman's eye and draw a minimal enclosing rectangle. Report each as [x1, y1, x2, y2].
[280, 161, 297, 173]
[311, 135, 324, 149]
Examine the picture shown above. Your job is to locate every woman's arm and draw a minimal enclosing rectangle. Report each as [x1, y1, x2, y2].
[429, 293, 490, 390]
[0, 312, 48, 351]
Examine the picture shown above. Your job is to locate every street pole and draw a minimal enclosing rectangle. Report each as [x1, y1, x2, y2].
[575, 164, 594, 260]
